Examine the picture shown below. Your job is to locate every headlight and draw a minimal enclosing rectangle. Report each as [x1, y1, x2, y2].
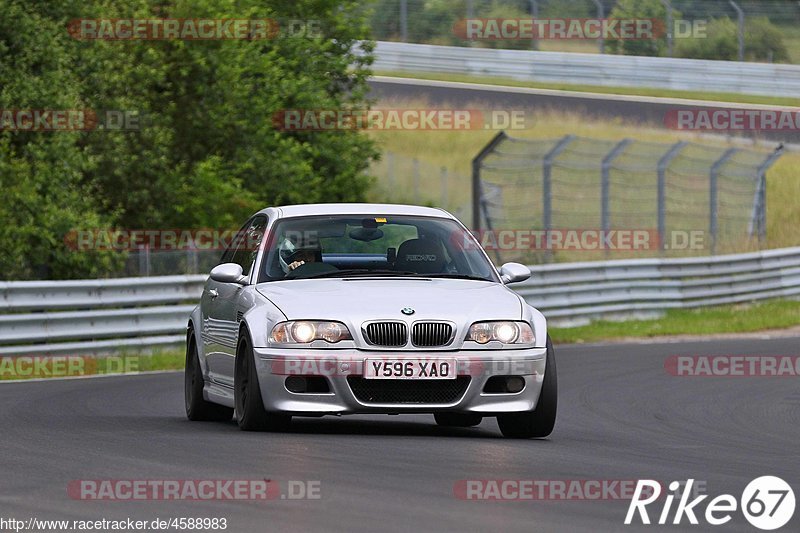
[465, 321, 535, 345]
[269, 321, 352, 344]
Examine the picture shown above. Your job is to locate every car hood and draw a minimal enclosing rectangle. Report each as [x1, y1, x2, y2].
[256, 278, 523, 323]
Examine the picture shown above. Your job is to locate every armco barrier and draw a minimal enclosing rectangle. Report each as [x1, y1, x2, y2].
[1, 247, 799, 355]
[373, 41, 800, 98]
[0, 275, 205, 356]
[517, 246, 800, 325]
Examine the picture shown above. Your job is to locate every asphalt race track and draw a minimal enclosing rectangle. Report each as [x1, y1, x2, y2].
[369, 77, 800, 145]
[1, 337, 798, 532]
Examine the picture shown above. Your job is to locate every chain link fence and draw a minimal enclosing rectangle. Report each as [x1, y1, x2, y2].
[369, 151, 473, 222]
[117, 134, 783, 275]
[470, 132, 783, 263]
[120, 248, 220, 277]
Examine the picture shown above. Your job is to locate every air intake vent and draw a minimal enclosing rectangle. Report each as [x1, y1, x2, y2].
[363, 322, 408, 347]
[348, 376, 470, 404]
[411, 322, 453, 347]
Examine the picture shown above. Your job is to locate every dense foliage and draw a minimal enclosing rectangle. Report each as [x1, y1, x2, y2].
[0, 0, 377, 279]
[675, 16, 789, 62]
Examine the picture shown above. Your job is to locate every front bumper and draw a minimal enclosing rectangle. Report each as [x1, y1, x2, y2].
[252, 347, 547, 415]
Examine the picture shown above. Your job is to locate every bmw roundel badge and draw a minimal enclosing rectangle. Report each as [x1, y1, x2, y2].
[401, 307, 415, 315]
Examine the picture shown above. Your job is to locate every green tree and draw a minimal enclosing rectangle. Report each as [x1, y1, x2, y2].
[0, 0, 378, 279]
[606, 0, 679, 57]
[0, 2, 122, 279]
[676, 16, 789, 62]
[73, 0, 377, 228]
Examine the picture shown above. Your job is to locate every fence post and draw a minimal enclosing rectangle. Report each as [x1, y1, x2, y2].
[412, 158, 420, 203]
[187, 248, 198, 274]
[543, 135, 575, 241]
[709, 148, 739, 254]
[471, 131, 507, 231]
[601, 139, 632, 250]
[386, 151, 395, 199]
[749, 145, 784, 244]
[440, 166, 448, 207]
[657, 141, 687, 251]
[661, 0, 673, 57]
[729, 0, 745, 61]
[590, 0, 605, 53]
[140, 244, 151, 276]
[400, 0, 408, 42]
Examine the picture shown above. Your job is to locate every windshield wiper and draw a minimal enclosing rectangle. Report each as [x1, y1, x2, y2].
[300, 269, 422, 279]
[424, 273, 494, 282]
[296, 269, 493, 281]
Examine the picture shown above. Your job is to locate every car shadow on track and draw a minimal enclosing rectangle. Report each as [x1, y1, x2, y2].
[287, 416, 502, 438]
[176, 415, 509, 439]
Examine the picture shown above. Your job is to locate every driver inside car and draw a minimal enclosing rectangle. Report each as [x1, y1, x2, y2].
[279, 240, 338, 279]
[287, 247, 317, 271]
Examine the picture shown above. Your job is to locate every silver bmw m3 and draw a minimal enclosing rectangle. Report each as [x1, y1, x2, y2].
[185, 203, 556, 438]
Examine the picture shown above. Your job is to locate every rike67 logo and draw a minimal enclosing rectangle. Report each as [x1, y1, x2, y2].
[625, 477, 795, 530]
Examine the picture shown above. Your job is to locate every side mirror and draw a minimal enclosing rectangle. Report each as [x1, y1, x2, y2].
[499, 262, 531, 284]
[209, 263, 246, 284]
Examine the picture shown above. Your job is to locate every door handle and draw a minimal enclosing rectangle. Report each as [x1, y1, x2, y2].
[208, 289, 219, 299]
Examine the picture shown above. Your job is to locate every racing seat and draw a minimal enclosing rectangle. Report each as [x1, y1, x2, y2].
[394, 238, 447, 274]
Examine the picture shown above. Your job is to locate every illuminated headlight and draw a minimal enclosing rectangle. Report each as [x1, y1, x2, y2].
[269, 321, 352, 344]
[465, 321, 535, 345]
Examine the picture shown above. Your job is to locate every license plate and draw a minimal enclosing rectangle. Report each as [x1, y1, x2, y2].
[364, 358, 457, 379]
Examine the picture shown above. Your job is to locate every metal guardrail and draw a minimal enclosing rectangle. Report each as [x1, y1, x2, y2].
[373, 41, 800, 98]
[517, 246, 800, 325]
[0, 275, 206, 311]
[0, 275, 205, 356]
[1, 246, 799, 354]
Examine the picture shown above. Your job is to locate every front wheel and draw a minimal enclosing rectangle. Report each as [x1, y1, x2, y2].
[497, 335, 557, 438]
[234, 333, 291, 432]
[185, 332, 233, 422]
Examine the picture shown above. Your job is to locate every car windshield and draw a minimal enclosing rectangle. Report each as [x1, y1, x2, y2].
[258, 215, 498, 282]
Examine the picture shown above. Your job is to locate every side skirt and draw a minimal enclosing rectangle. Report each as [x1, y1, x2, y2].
[205, 380, 235, 408]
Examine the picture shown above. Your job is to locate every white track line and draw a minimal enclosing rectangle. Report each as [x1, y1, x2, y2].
[372, 75, 800, 111]
[0, 369, 181, 384]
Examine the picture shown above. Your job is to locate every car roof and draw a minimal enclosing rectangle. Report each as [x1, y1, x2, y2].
[257, 203, 455, 220]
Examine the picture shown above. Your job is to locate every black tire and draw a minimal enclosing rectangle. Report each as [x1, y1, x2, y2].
[185, 332, 234, 422]
[234, 333, 291, 432]
[434, 412, 483, 427]
[497, 335, 557, 438]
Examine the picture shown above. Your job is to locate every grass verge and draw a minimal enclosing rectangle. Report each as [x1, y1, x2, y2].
[0, 350, 184, 381]
[374, 70, 800, 108]
[550, 299, 800, 344]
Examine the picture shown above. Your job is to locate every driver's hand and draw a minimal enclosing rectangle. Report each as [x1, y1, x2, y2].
[288, 260, 305, 271]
